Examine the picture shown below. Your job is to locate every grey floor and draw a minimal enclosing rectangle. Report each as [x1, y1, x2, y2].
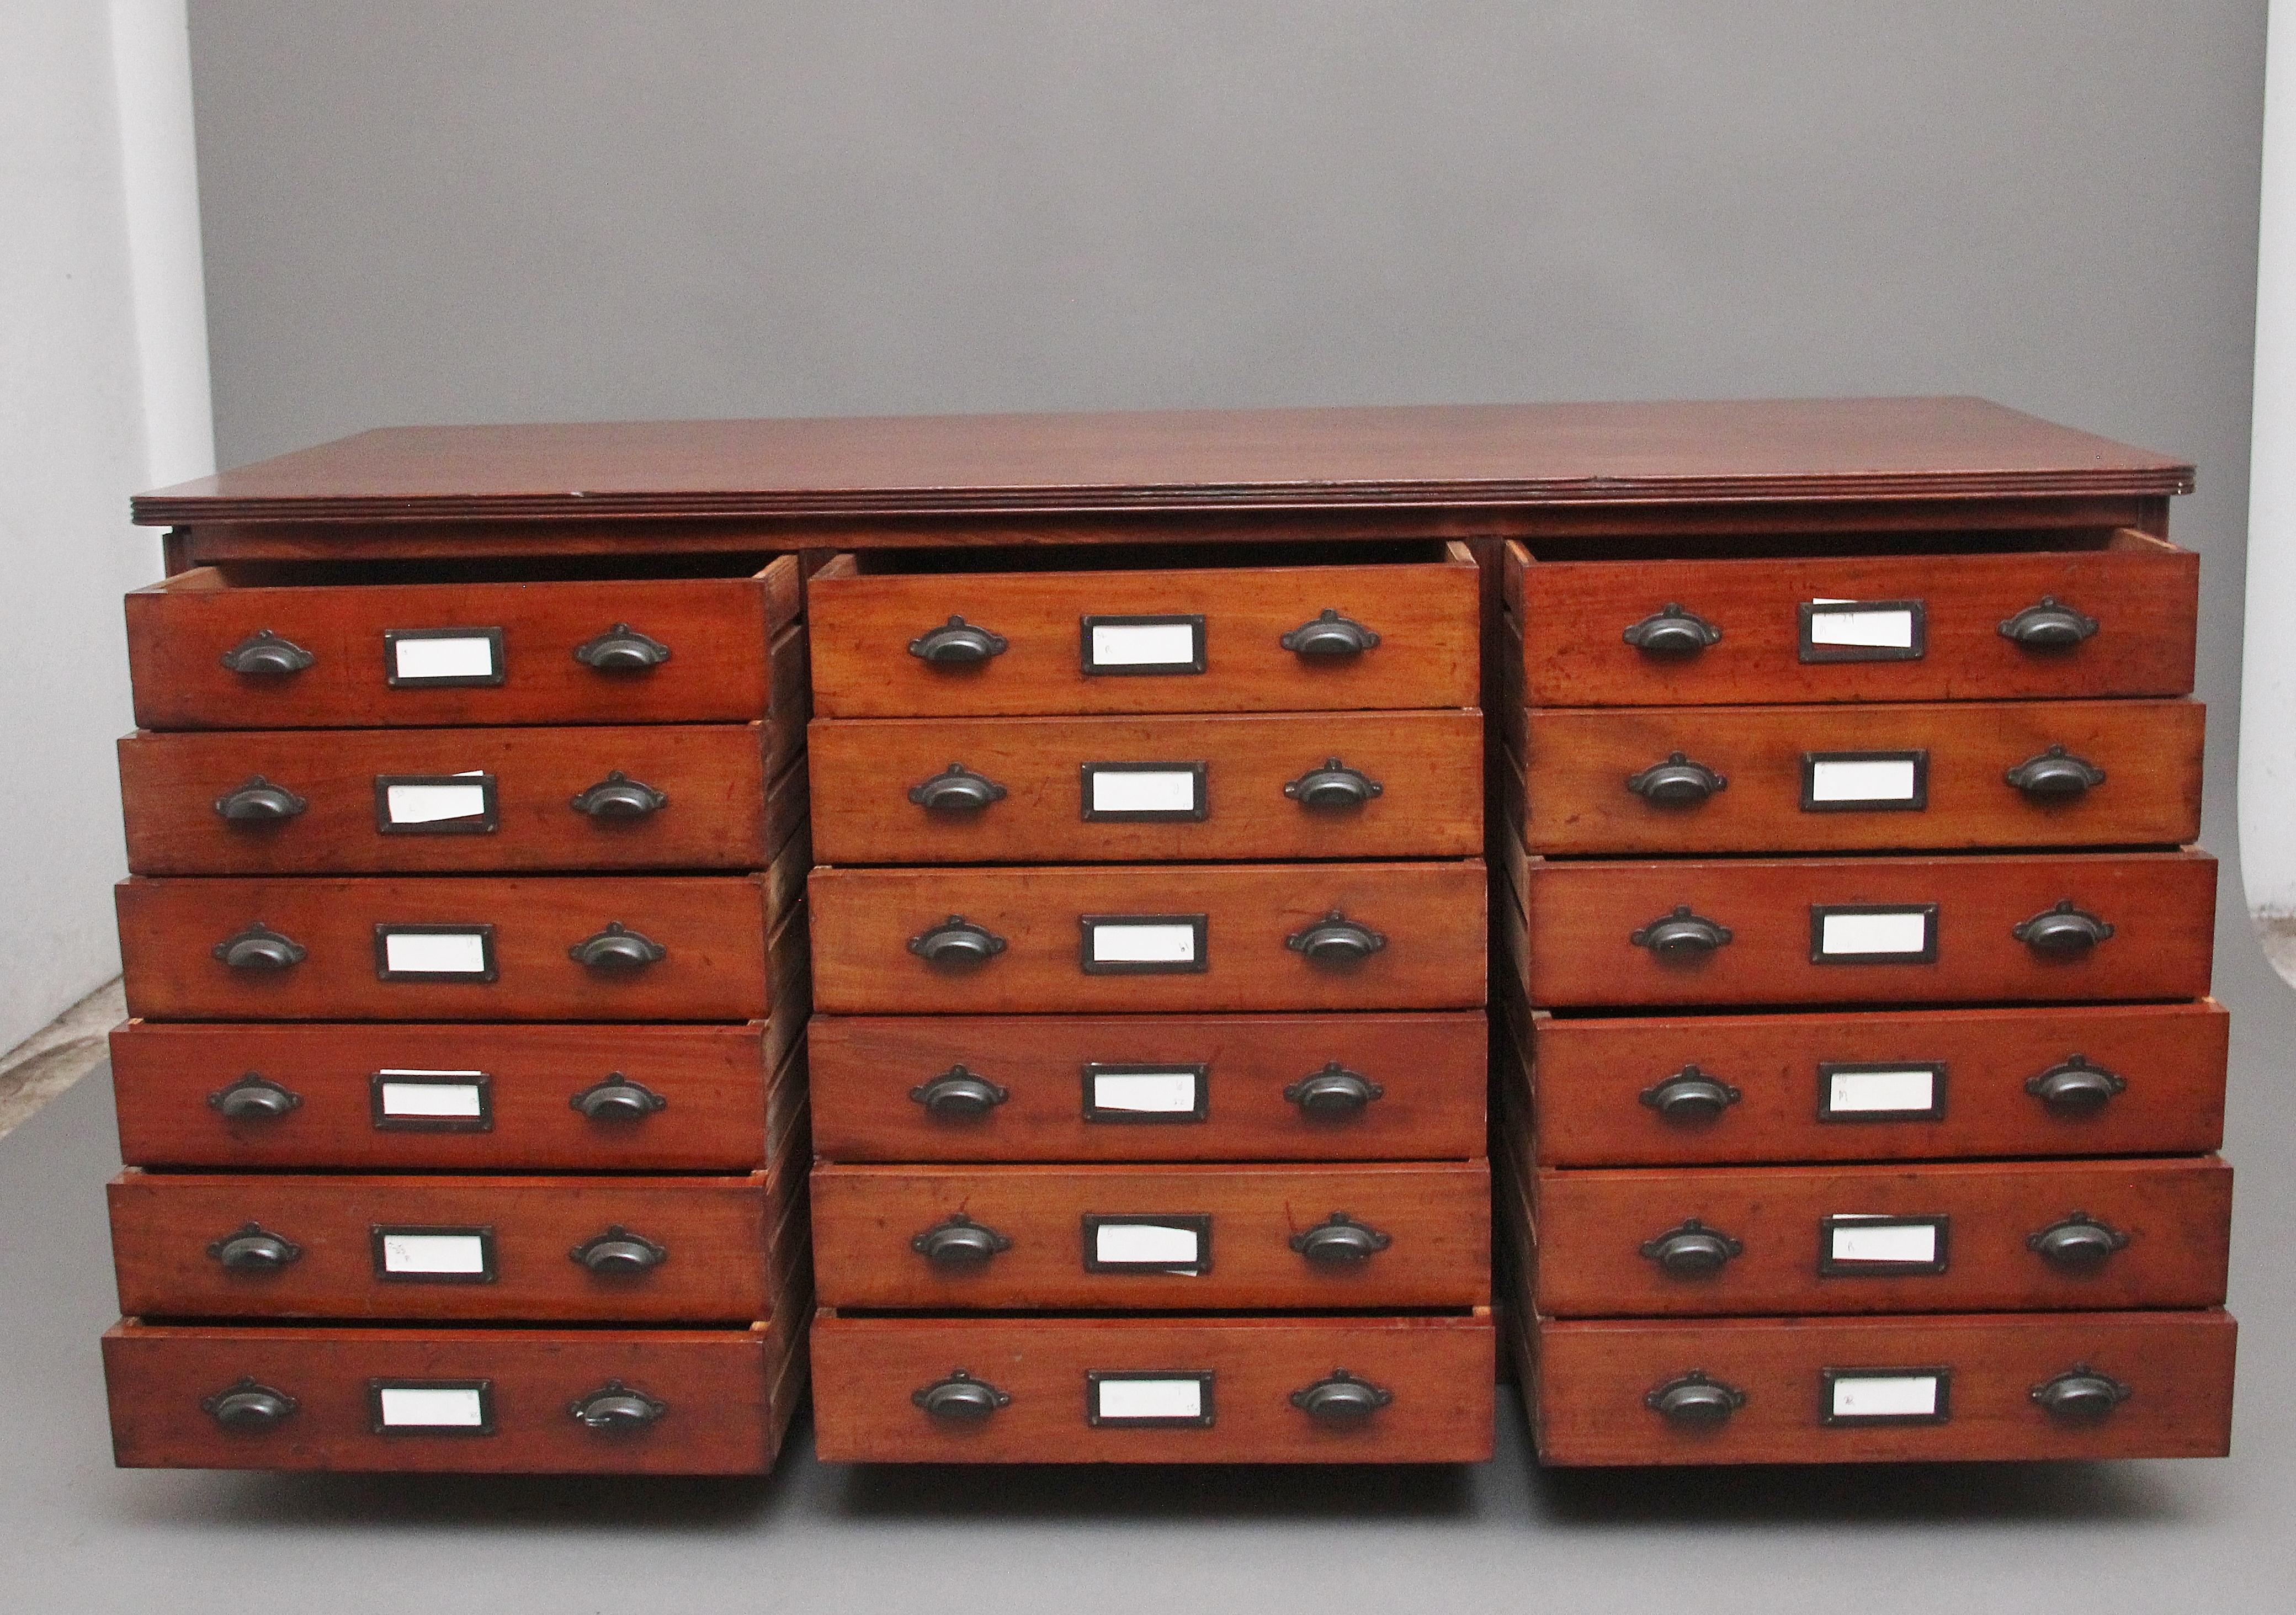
[6, 911, 2291, 1614]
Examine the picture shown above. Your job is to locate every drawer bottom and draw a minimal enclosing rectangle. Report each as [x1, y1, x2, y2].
[1517, 1308, 2236, 1465]
[811, 1309, 1494, 1463]
[102, 1316, 804, 1474]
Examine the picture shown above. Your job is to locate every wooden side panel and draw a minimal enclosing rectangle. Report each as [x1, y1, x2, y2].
[809, 860, 1487, 1013]
[807, 551, 1479, 716]
[108, 1171, 773, 1322]
[807, 1011, 1486, 1162]
[809, 1161, 1490, 1310]
[1511, 535, 2199, 705]
[1530, 1156, 2232, 1317]
[1516, 699, 2203, 854]
[1531, 1311, 2236, 1465]
[1514, 849, 2216, 1008]
[1524, 1001, 2228, 1166]
[807, 710, 1481, 864]
[811, 1310, 1495, 1463]
[103, 1319, 794, 1474]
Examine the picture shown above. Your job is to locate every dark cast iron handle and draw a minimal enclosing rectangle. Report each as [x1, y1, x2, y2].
[207, 1072, 303, 1121]
[1287, 911, 1386, 965]
[1999, 596, 2099, 650]
[570, 771, 669, 818]
[1626, 753, 1728, 806]
[2024, 1054, 2127, 1114]
[1622, 603, 1721, 657]
[908, 615, 1008, 664]
[912, 1369, 1011, 1421]
[567, 922, 668, 971]
[201, 1377, 298, 1430]
[2029, 1363, 2133, 1422]
[908, 763, 1008, 813]
[910, 1213, 1011, 1267]
[909, 1065, 1009, 1119]
[573, 623, 671, 671]
[1630, 906, 1733, 960]
[1284, 758, 1384, 810]
[2004, 746, 2107, 799]
[218, 628, 313, 677]
[568, 1379, 668, 1432]
[1639, 1065, 1742, 1124]
[1644, 1370, 1746, 1425]
[206, 1221, 302, 1271]
[908, 915, 1008, 967]
[2026, 1210, 2130, 1270]
[1289, 1369, 1394, 1424]
[570, 1225, 668, 1275]
[569, 1075, 668, 1122]
[212, 923, 307, 972]
[1280, 608, 1381, 658]
[1284, 1061, 1384, 1118]
[2012, 900, 2114, 957]
[1289, 1212, 1392, 1265]
[213, 776, 308, 822]
[1639, 1218, 1742, 1277]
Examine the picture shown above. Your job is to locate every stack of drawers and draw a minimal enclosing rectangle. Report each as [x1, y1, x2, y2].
[98, 555, 815, 1474]
[1489, 527, 2237, 1463]
[799, 543, 1495, 1462]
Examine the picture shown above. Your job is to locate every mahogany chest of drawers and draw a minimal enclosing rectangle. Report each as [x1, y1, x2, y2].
[109, 396, 2230, 1475]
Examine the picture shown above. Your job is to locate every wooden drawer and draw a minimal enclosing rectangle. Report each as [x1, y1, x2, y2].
[1526, 1310, 2236, 1465]
[126, 557, 803, 730]
[1502, 530, 2197, 706]
[109, 1169, 784, 1322]
[809, 860, 1486, 1013]
[809, 1161, 1490, 1310]
[119, 724, 804, 874]
[1512, 998, 2227, 1167]
[1506, 847, 2215, 1008]
[1506, 699, 2202, 855]
[115, 855, 806, 1021]
[103, 1317, 802, 1473]
[809, 1011, 1485, 1162]
[807, 543, 1479, 716]
[807, 710, 1480, 864]
[1529, 1156, 2231, 1318]
[811, 1308, 1494, 1464]
[110, 1017, 809, 1171]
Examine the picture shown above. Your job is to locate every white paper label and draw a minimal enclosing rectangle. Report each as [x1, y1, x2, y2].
[384, 772, 488, 825]
[1091, 1071, 1200, 1113]
[1089, 768, 1199, 816]
[1830, 1374, 1941, 1420]
[378, 1074, 486, 1119]
[381, 931, 490, 975]
[1094, 1222, 1202, 1268]
[379, 1231, 487, 1276]
[376, 1385, 487, 1429]
[1808, 603, 1916, 650]
[1818, 910, 1931, 958]
[1827, 1068, 1937, 1114]
[391, 635, 497, 681]
[1829, 1218, 1939, 1266]
[1089, 922, 1198, 965]
[1094, 1378, 1205, 1421]
[1808, 758, 1918, 805]
[1089, 621, 1198, 668]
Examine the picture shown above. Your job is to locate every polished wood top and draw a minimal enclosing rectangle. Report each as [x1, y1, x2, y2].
[134, 397, 2191, 527]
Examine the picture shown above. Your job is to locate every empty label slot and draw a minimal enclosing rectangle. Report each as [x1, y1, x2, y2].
[374, 1385, 488, 1430]
[389, 634, 500, 683]
[1829, 1373, 1943, 1421]
[1806, 756, 1921, 806]
[1089, 1070, 1201, 1114]
[1087, 767, 1202, 817]
[380, 930, 491, 975]
[1091, 1375, 1210, 1423]
[1808, 604, 1916, 649]
[1094, 1221, 1203, 1268]
[1816, 909, 1932, 959]
[1089, 621, 1200, 669]
[1085, 920, 1203, 968]
[1827, 1217, 1940, 1266]
[1825, 1067, 1939, 1116]
[376, 1074, 485, 1119]
[382, 773, 491, 826]
[376, 1230, 488, 1277]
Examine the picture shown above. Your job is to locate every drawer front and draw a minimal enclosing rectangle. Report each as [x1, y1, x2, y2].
[809, 860, 1486, 1013]
[108, 1171, 772, 1322]
[126, 561, 801, 729]
[807, 710, 1481, 864]
[103, 1319, 798, 1473]
[809, 1161, 1490, 1310]
[1530, 1156, 2230, 1318]
[116, 871, 791, 1021]
[811, 1310, 1493, 1464]
[1519, 1000, 2228, 1167]
[807, 548, 1479, 716]
[1514, 699, 2203, 854]
[809, 1011, 1486, 1162]
[109, 1019, 805, 1170]
[120, 725, 802, 874]
[1507, 532, 2197, 706]
[1529, 1310, 2236, 1466]
[1512, 849, 2215, 1008]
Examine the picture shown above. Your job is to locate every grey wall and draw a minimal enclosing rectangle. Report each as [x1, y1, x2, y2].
[188, 0, 2268, 884]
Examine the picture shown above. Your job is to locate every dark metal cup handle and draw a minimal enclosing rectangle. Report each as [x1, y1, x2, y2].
[568, 1380, 668, 1431]
[569, 1075, 668, 1122]
[201, 1377, 299, 1430]
[568, 922, 668, 971]
[910, 1065, 1009, 1119]
[908, 763, 1008, 812]
[212, 923, 307, 971]
[1999, 596, 2099, 650]
[1639, 1065, 1742, 1123]
[2012, 900, 2113, 957]
[1290, 1369, 1393, 1424]
[570, 1225, 667, 1275]
[1639, 1218, 1742, 1276]
[1631, 907, 1732, 960]
[912, 1369, 1011, 1420]
[2025, 1054, 2127, 1113]
[219, 629, 314, 676]
[208, 1073, 303, 1120]
[206, 1222, 302, 1271]
[908, 615, 1008, 663]
[1287, 911, 1386, 964]
[2026, 1211, 2130, 1269]
[1289, 1211, 1391, 1265]
[573, 623, 671, 671]
[1284, 758, 1384, 809]
[1280, 609, 1381, 657]
[214, 776, 309, 822]
[1622, 603, 1721, 657]
[570, 771, 669, 818]
[908, 916, 1008, 967]
[2005, 746, 2106, 799]
[2031, 1362, 2132, 1421]
[910, 1214, 1011, 1267]
[1284, 1061, 1384, 1118]
[1644, 1370, 1746, 1425]
[1626, 753, 1728, 805]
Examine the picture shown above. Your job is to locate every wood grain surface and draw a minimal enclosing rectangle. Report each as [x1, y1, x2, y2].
[809, 1160, 1490, 1310]
[811, 1309, 1494, 1464]
[103, 1318, 801, 1474]
[1528, 1155, 2231, 1317]
[126, 559, 800, 729]
[809, 859, 1487, 1013]
[808, 1011, 1486, 1162]
[807, 709, 1480, 863]
[807, 546, 1479, 716]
